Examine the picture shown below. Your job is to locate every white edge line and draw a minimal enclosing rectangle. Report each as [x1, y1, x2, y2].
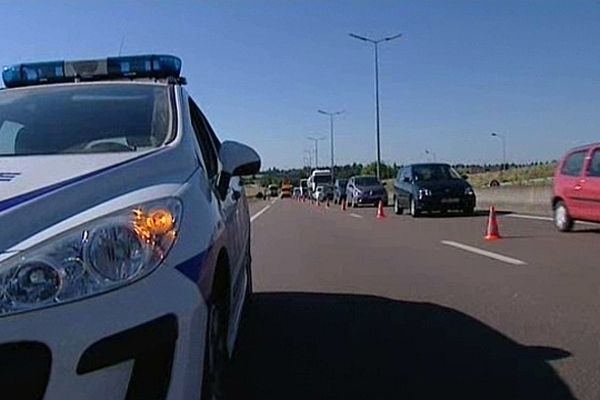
[507, 214, 552, 222]
[349, 213, 363, 219]
[441, 240, 527, 266]
[250, 204, 271, 223]
[508, 213, 598, 226]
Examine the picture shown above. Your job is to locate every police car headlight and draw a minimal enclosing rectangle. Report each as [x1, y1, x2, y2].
[0, 198, 182, 316]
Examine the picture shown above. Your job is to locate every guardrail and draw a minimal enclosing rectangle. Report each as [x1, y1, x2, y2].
[475, 185, 553, 216]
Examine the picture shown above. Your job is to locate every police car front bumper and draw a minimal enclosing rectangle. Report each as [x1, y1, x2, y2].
[0, 265, 207, 400]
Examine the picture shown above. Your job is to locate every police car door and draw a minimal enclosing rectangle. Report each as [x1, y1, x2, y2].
[188, 99, 246, 308]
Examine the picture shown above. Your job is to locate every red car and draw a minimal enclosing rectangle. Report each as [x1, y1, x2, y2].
[553, 143, 600, 231]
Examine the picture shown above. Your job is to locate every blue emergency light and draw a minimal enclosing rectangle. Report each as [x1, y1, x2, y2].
[2, 54, 182, 88]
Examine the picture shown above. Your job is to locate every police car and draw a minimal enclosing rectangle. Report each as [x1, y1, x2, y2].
[0, 55, 260, 399]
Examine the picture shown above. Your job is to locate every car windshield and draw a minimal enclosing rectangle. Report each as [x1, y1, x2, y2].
[313, 175, 331, 184]
[0, 84, 172, 156]
[355, 176, 379, 186]
[413, 165, 462, 182]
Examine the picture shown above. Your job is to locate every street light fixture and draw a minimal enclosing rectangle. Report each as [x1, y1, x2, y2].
[349, 32, 402, 180]
[491, 132, 507, 171]
[307, 136, 326, 169]
[318, 109, 345, 183]
[425, 149, 437, 162]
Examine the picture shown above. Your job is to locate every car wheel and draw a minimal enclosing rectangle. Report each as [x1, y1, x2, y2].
[463, 207, 475, 216]
[394, 197, 403, 215]
[554, 201, 574, 232]
[202, 279, 229, 400]
[409, 197, 420, 218]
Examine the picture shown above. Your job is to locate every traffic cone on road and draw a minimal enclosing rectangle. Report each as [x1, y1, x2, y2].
[376, 200, 386, 219]
[485, 206, 501, 240]
[341, 199, 347, 211]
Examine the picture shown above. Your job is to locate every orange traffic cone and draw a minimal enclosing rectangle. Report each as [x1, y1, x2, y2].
[376, 200, 386, 219]
[341, 199, 347, 211]
[485, 206, 501, 240]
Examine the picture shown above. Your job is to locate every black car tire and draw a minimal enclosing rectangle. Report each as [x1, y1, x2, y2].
[409, 197, 420, 218]
[394, 197, 403, 215]
[201, 275, 230, 400]
[463, 207, 475, 216]
[554, 201, 574, 232]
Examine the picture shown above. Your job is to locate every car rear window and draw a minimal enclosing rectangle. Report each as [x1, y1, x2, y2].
[561, 150, 587, 177]
[0, 83, 173, 156]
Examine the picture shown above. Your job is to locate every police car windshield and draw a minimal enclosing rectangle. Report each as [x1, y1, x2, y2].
[0, 83, 172, 156]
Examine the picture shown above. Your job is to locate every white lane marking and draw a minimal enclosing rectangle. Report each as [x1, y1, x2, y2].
[250, 204, 271, 223]
[441, 240, 527, 266]
[507, 213, 598, 226]
[507, 214, 552, 222]
[349, 213, 363, 219]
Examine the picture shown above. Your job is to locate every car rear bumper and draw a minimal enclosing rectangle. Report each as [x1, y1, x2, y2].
[0, 265, 206, 400]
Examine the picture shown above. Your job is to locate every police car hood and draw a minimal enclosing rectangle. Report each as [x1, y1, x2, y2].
[0, 146, 197, 253]
[0, 152, 148, 201]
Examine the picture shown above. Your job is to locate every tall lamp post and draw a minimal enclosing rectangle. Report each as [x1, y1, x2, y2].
[349, 32, 402, 180]
[307, 136, 325, 169]
[491, 132, 507, 171]
[318, 109, 344, 183]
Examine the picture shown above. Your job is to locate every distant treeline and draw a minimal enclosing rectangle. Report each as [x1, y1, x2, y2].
[247, 161, 557, 187]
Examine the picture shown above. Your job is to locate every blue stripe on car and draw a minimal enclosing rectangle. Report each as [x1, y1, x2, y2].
[175, 250, 209, 283]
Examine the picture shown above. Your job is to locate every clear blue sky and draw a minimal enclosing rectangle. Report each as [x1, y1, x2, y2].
[2, 1, 600, 168]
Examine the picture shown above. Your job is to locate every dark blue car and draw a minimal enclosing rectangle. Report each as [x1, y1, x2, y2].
[393, 163, 476, 217]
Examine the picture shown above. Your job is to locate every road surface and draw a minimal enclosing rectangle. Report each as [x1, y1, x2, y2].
[228, 198, 600, 399]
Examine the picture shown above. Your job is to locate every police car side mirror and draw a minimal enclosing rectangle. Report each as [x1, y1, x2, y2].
[217, 141, 261, 199]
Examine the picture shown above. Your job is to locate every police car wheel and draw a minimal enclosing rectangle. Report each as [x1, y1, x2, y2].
[202, 284, 229, 400]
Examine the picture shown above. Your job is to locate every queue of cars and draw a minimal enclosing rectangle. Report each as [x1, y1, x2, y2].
[288, 144, 600, 231]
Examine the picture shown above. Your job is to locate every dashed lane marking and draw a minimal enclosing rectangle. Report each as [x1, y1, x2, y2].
[441, 240, 527, 266]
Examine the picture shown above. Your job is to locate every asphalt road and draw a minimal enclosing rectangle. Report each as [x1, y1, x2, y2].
[228, 198, 600, 400]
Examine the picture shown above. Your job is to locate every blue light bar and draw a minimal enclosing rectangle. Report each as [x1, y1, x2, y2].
[2, 54, 182, 88]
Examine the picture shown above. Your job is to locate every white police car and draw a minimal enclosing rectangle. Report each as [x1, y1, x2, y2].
[0, 55, 260, 399]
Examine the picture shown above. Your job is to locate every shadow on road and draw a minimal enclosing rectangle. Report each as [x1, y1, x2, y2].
[227, 292, 574, 400]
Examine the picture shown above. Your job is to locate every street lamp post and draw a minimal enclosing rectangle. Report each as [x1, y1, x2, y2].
[349, 32, 402, 180]
[491, 133, 506, 171]
[307, 136, 325, 169]
[318, 109, 344, 183]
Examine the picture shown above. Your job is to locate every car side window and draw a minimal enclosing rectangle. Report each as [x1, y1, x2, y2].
[561, 150, 587, 177]
[188, 98, 219, 179]
[588, 150, 600, 177]
[400, 168, 410, 182]
[396, 168, 403, 182]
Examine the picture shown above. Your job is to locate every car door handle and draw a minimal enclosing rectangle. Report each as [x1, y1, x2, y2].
[574, 184, 582, 191]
